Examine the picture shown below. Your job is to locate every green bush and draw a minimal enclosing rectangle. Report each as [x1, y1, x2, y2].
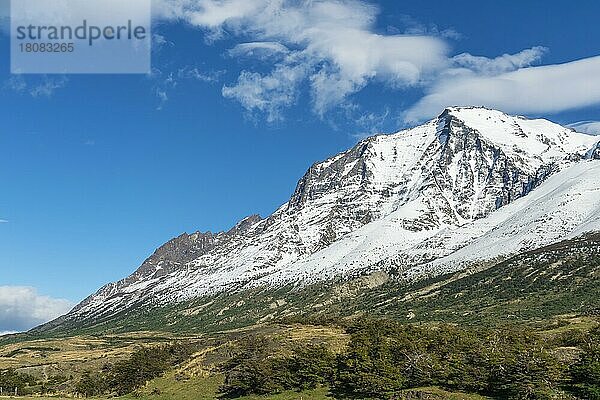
[108, 343, 197, 395]
[220, 336, 287, 397]
[287, 344, 335, 390]
[568, 327, 600, 400]
[220, 337, 336, 397]
[75, 342, 198, 397]
[0, 369, 37, 395]
[75, 371, 108, 397]
[331, 320, 562, 400]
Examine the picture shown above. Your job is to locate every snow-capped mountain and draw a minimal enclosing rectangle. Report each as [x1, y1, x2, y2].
[60, 107, 600, 325]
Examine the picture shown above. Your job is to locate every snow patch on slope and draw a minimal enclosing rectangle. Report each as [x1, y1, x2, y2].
[62, 107, 600, 322]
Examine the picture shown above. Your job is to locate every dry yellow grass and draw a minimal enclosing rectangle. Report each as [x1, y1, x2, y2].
[0, 331, 203, 382]
[0, 324, 349, 396]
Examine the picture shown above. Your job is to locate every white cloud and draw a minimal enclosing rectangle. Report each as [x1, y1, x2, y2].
[568, 121, 600, 136]
[29, 77, 69, 98]
[4, 76, 27, 93]
[404, 55, 600, 123]
[351, 107, 391, 139]
[395, 15, 462, 40]
[178, 66, 225, 83]
[0, 286, 74, 333]
[150, 65, 224, 109]
[152, 1, 600, 125]
[308, 33, 447, 115]
[452, 46, 547, 75]
[152, 33, 174, 52]
[155, 0, 268, 31]
[228, 42, 290, 60]
[155, 0, 449, 119]
[156, 88, 169, 110]
[0, 220, 7, 223]
[223, 60, 308, 122]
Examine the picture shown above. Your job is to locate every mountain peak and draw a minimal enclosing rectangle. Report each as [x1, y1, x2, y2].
[438, 106, 514, 123]
[432, 106, 597, 170]
[44, 108, 600, 332]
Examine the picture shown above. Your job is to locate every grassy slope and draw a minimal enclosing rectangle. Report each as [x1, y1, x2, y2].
[14, 383, 486, 400]
[119, 374, 488, 400]
[120, 372, 332, 400]
[0, 324, 346, 399]
[338, 233, 600, 327]
[0, 332, 206, 384]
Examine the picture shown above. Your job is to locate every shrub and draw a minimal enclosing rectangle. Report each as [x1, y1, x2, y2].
[75, 371, 108, 397]
[107, 343, 196, 395]
[220, 337, 336, 397]
[568, 328, 600, 400]
[0, 369, 37, 395]
[220, 336, 287, 397]
[287, 344, 335, 390]
[333, 321, 406, 399]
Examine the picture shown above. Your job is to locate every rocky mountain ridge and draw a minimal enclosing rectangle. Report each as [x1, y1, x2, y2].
[51, 107, 600, 329]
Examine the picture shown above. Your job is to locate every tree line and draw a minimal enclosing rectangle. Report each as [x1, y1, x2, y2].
[221, 319, 600, 399]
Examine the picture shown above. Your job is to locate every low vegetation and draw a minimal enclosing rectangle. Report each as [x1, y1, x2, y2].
[217, 320, 600, 399]
[0, 369, 37, 395]
[1, 318, 599, 399]
[75, 342, 200, 396]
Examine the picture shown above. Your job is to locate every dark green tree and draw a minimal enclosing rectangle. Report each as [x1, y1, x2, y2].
[0, 369, 37, 395]
[75, 371, 108, 397]
[333, 322, 406, 399]
[287, 344, 335, 390]
[568, 327, 600, 400]
[220, 336, 288, 397]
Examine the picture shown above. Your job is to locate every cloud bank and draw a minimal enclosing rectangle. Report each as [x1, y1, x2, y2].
[4, 0, 597, 124]
[152, 0, 600, 124]
[154, 0, 448, 120]
[0, 286, 74, 333]
[404, 56, 600, 123]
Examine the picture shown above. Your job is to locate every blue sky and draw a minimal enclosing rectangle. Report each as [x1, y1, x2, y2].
[1, 0, 600, 332]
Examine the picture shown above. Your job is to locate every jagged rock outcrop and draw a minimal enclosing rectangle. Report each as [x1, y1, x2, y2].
[587, 141, 600, 159]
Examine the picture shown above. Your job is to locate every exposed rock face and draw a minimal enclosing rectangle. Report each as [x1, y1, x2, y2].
[587, 141, 600, 159]
[136, 232, 217, 278]
[57, 107, 600, 326]
[70, 231, 217, 315]
[434, 110, 558, 219]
